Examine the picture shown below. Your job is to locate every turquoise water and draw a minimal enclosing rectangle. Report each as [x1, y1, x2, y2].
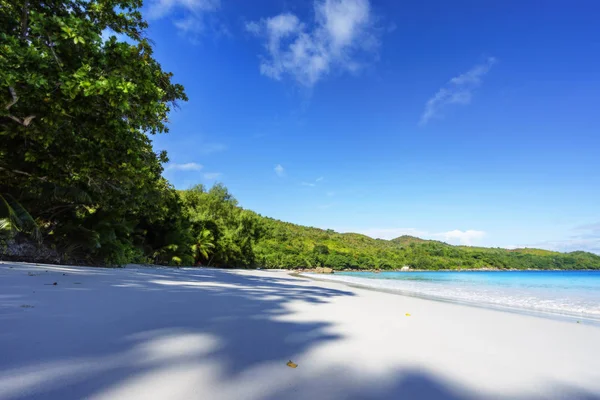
[311, 271, 600, 322]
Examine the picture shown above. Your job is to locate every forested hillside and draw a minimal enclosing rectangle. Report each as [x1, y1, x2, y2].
[2, 0, 599, 271]
[253, 216, 600, 270]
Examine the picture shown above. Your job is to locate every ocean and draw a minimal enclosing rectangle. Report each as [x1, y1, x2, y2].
[309, 270, 600, 323]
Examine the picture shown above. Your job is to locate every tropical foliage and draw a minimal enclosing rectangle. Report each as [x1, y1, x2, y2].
[253, 220, 600, 271]
[179, 184, 263, 267]
[1, 0, 190, 265]
[0, 193, 40, 248]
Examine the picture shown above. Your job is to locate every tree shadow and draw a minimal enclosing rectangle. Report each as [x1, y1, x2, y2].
[1, 265, 599, 400]
[262, 369, 600, 400]
[0, 266, 352, 399]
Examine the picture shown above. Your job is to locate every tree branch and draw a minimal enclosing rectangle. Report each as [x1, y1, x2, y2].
[21, 1, 29, 40]
[47, 36, 63, 70]
[0, 166, 47, 181]
[6, 87, 18, 110]
[5, 114, 36, 127]
[4, 87, 36, 127]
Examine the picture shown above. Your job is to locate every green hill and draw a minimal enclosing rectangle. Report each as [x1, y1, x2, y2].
[176, 186, 600, 270]
[252, 216, 600, 271]
[390, 235, 431, 245]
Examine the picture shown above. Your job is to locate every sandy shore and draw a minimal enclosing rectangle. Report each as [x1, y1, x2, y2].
[1, 262, 599, 399]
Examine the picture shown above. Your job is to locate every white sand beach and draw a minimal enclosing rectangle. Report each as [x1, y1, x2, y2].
[1, 262, 599, 400]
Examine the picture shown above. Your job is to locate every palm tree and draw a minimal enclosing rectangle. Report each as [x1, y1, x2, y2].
[0, 193, 41, 246]
[192, 228, 215, 265]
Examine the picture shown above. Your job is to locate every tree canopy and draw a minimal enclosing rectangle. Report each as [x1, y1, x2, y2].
[1, 0, 190, 265]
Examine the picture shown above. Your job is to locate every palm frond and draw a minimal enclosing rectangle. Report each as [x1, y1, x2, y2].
[49, 184, 93, 204]
[0, 193, 41, 243]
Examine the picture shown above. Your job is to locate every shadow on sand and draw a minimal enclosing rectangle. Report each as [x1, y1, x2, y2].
[0, 265, 598, 399]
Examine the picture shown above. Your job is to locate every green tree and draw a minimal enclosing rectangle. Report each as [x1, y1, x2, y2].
[1, 0, 188, 265]
[179, 184, 263, 267]
[0, 193, 40, 247]
[192, 228, 215, 264]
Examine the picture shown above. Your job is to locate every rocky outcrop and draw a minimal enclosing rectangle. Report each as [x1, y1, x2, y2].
[1, 239, 61, 264]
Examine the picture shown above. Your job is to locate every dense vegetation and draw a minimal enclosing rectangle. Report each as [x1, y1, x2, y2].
[2, 0, 600, 271]
[253, 220, 600, 270]
[1, 0, 191, 265]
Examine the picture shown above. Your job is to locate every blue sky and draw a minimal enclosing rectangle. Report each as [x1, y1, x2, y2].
[139, 0, 600, 253]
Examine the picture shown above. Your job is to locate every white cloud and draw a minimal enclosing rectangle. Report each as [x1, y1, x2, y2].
[165, 162, 203, 171]
[174, 16, 204, 33]
[433, 230, 486, 246]
[146, 0, 220, 35]
[203, 172, 222, 180]
[147, 0, 219, 19]
[348, 227, 486, 246]
[245, 21, 262, 35]
[420, 57, 496, 126]
[520, 239, 600, 255]
[246, 0, 379, 87]
[564, 239, 598, 253]
[302, 177, 324, 187]
[575, 222, 600, 233]
[520, 223, 600, 254]
[274, 164, 285, 177]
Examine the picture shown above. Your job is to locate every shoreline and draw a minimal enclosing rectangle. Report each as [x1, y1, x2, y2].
[298, 272, 600, 326]
[298, 267, 600, 273]
[3, 258, 600, 273]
